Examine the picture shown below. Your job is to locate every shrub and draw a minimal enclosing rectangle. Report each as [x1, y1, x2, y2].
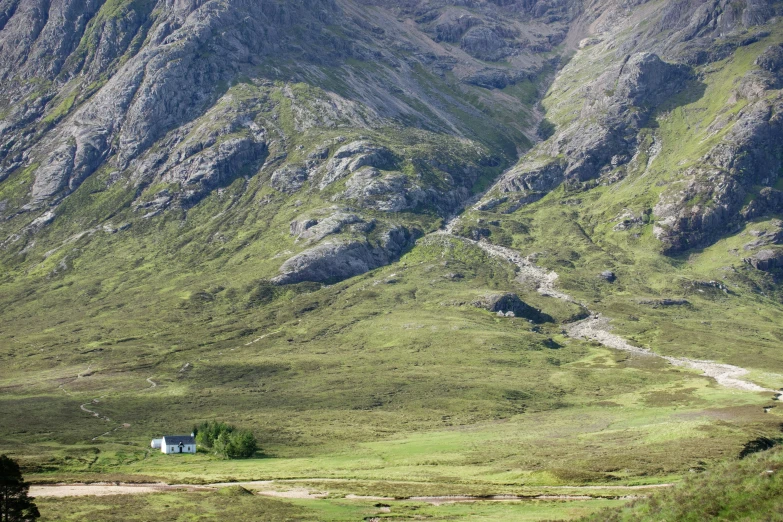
[194, 421, 258, 459]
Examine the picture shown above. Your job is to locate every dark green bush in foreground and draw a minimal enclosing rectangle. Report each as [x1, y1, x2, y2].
[193, 422, 258, 459]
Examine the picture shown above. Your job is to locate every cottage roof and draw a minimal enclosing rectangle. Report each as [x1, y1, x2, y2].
[162, 435, 195, 445]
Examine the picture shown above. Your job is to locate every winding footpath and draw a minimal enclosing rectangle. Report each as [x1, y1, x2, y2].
[439, 234, 779, 394]
[71, 375, 159, 441]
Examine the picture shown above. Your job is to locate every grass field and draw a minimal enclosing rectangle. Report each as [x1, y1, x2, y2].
[34, 491, 627, 522]
[1, 234, 780, 492]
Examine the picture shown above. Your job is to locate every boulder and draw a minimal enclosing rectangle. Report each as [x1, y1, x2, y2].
[599, 271, 617, 283]
[472, 293, 552, 323]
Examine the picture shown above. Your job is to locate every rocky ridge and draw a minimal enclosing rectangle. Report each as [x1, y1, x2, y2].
[477, 0, 783, 257]
[2, 0, 783, 286]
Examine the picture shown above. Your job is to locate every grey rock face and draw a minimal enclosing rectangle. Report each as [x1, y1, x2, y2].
[166, 137, 268, 205]
[472, 293, 552, 323]
[342, 167, 411, 212]
[464, 68, 527, 89]
[654, 96, 783, 253]
[756, 44, 783, 87]
[744, 249, 783, 272]
[432, 10, 483, 43]
[290, 218, 319, 238]
[460, 26, 513, 62]
[742, 188, 783, 220]
[655, 0, 777, 49]
[318, 141, 395, 190]
[291, 212, 364, 243]
[615, 53, 690, 108]
[272, 165, 309, 194]
[757, 44, 783, 74]
[497, 53, 690, 201]
[743, 222, 783, 250]
[272, 225, 418, 285]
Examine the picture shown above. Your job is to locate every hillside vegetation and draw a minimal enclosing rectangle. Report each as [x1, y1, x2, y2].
[581, 446, 783, 521]
[1, 1, 783, 520]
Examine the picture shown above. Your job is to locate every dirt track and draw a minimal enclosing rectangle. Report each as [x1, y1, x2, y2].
[30, 480, 669, 502]
[462, 238, 778, 394]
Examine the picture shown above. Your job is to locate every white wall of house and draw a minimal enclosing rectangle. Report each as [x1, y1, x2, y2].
[160, 437, 196, 454]
[161, 444, 195, 454]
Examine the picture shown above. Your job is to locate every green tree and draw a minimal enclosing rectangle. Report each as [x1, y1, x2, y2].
[0, 455, 39, 522]
[230, 430, 258, 458]
[193, 421, 258, 458]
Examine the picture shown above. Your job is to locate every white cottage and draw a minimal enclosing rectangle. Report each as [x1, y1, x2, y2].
[153, 434, 196, 454]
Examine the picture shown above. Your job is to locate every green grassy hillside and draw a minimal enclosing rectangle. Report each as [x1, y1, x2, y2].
[2, 1, 783, 521]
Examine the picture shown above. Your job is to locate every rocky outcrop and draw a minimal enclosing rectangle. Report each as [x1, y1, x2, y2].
[272, 165, 309, 194]
[743, 222, 783, 250]
[464, 68, 527, 89]
[460, 26, 515, 62]
[654, 95, 783, 253]
[756, 44, 783, 86]
[290, 211, 364, 243]
[742, 188, 783, 220]
[333, 149, 485, 216]
[472, 293, 552, 323]
[272, 226, 418, 285]
[431, 10, 483, 43]
[497, 52, 690, 202]
[654, 0, 778, 62]
[166, 137, 268, 205]
[318, 141, 395, 190]
[615, 53, 691, 108]
[342, 167, 413, 212]
[744, 249, 783, 272]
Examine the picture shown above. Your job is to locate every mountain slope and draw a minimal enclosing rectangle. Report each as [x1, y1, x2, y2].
[1, 1, 783, 519]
